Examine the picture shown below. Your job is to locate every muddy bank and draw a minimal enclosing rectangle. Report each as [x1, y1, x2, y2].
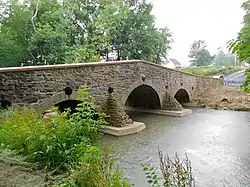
[0, 149, 62, 187]
[193, 87, 250, 111]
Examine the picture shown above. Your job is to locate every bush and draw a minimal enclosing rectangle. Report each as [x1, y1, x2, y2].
[0, 107, 44, 155]
[0, 88, 107, 172]
[241, 68, 250, 93]
[142, 149, 195, 187]
[54, 146, 131, 187]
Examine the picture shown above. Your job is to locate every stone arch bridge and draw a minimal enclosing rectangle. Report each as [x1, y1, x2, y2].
[0, 60, 222, 134]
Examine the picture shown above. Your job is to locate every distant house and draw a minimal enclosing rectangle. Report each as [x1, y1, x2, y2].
[160, 57, 182, 69]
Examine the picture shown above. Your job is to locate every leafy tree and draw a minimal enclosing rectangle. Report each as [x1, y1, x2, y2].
[188, 40, 214, 66]
[228, 0, 250, 92]
[0, 0, 172, 67]
[120, 1, 172, 63]
[0, 2, 5, 21]
[0, 0, 76, 66]
[97, 0, 173, 63]
[214, 47, 237, 68]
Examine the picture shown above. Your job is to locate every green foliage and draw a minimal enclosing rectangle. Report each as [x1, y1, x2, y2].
[180, 66, 244, 76]
[53, 146, 131, 187]
[214, 48, 237, 67]
[0, 88, 131, 186]
[0, 0, 33, 67]
[228, 1, 250, 92]
[142, 163, 161, 187]
[188, 40, 214, 66]
[101, 0, 172, 63]
[0, 88, 107, 172]
[142, 149, 195, 187]
[241, 68, 250, 92]
[0, 0, 172, 67]
[0, 107, 44, 153]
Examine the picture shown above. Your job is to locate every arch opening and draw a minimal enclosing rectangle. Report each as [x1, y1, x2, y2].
[220, 98, 229, 103]
[125, 85, 161, 110]
[174, 89, 190, 105]
[54, 100, 82, 114]
[52, 100, 100, 120]
[0, 99, 12, 110]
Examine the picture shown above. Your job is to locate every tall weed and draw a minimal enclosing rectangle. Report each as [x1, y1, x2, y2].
[0, 88, 107, 172]
[0, 107, 44, 155]
[142, 149, 195, 187]
[53, 146, 131, 187]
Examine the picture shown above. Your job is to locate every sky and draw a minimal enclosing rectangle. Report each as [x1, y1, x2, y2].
[150, 0, 245, 66]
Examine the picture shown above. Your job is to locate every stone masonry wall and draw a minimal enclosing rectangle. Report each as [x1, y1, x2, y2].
[0, 60, 222, 126]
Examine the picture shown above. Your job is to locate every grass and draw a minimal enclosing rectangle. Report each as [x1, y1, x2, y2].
[0, 88, 131, 186]
[53, 146, 131, 187]
[0, 146, 60, 187]
[0, 106, 103, 172]
[180, 66, 245, 76]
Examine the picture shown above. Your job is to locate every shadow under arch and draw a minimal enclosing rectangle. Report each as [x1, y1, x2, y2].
[174, 89, 190, 104]
[121, 79, 163, 108]
[125, 85, 161, 110]
[54, 100, 82, 114]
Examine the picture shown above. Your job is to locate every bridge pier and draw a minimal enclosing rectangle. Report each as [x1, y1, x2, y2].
[162, 93, 183, 111]
[97, 95, 146, 136]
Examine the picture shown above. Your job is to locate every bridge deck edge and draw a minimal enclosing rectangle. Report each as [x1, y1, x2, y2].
[0, 59, 220, 80]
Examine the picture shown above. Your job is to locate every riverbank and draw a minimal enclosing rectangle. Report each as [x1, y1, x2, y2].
[193, 86, 250, 111]
[0, 148, 61, 186]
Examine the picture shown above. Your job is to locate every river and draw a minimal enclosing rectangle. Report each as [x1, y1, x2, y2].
[103, 108, 250, 187]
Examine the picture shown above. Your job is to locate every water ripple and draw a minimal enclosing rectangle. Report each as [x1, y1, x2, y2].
[104, 109, 250, 186]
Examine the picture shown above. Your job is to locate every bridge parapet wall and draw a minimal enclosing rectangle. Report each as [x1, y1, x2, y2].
[0, 60, 222, 126]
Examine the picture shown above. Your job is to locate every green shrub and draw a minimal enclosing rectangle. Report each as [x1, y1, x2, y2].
[53, 146, 131, 187]
[142, 149, 195, 187]
[0, 88, 107, 172]
[0, 107, 44, 155]
[241, 68, 250, 93]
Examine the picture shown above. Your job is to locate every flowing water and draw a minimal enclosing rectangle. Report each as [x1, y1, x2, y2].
[103, 108, 250, 187]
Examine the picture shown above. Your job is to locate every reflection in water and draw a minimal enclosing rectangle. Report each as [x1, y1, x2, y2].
[103, 108, 250, 187]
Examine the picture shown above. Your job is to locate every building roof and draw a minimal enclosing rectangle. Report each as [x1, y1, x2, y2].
[169, 58, 182, 66]
[160, 57, 182, 67]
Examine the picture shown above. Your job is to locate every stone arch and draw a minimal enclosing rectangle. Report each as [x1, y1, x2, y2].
[33, 91, 77, 114]
[121, 80, 163, 108]
[0, 98, 12, 109]
[174, 89, 190, 105]
[123, 82, 161, 110]
[125, 85, 161, 109]
[220, 97, 229, 103]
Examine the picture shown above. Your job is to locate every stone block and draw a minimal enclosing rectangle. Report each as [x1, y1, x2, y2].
[100, 121, 146, 136]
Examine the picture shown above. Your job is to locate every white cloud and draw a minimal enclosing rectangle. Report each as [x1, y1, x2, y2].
[150, 0, 245, 65]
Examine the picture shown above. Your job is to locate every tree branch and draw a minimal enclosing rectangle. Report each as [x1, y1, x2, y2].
[31, 0, 39, 33]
